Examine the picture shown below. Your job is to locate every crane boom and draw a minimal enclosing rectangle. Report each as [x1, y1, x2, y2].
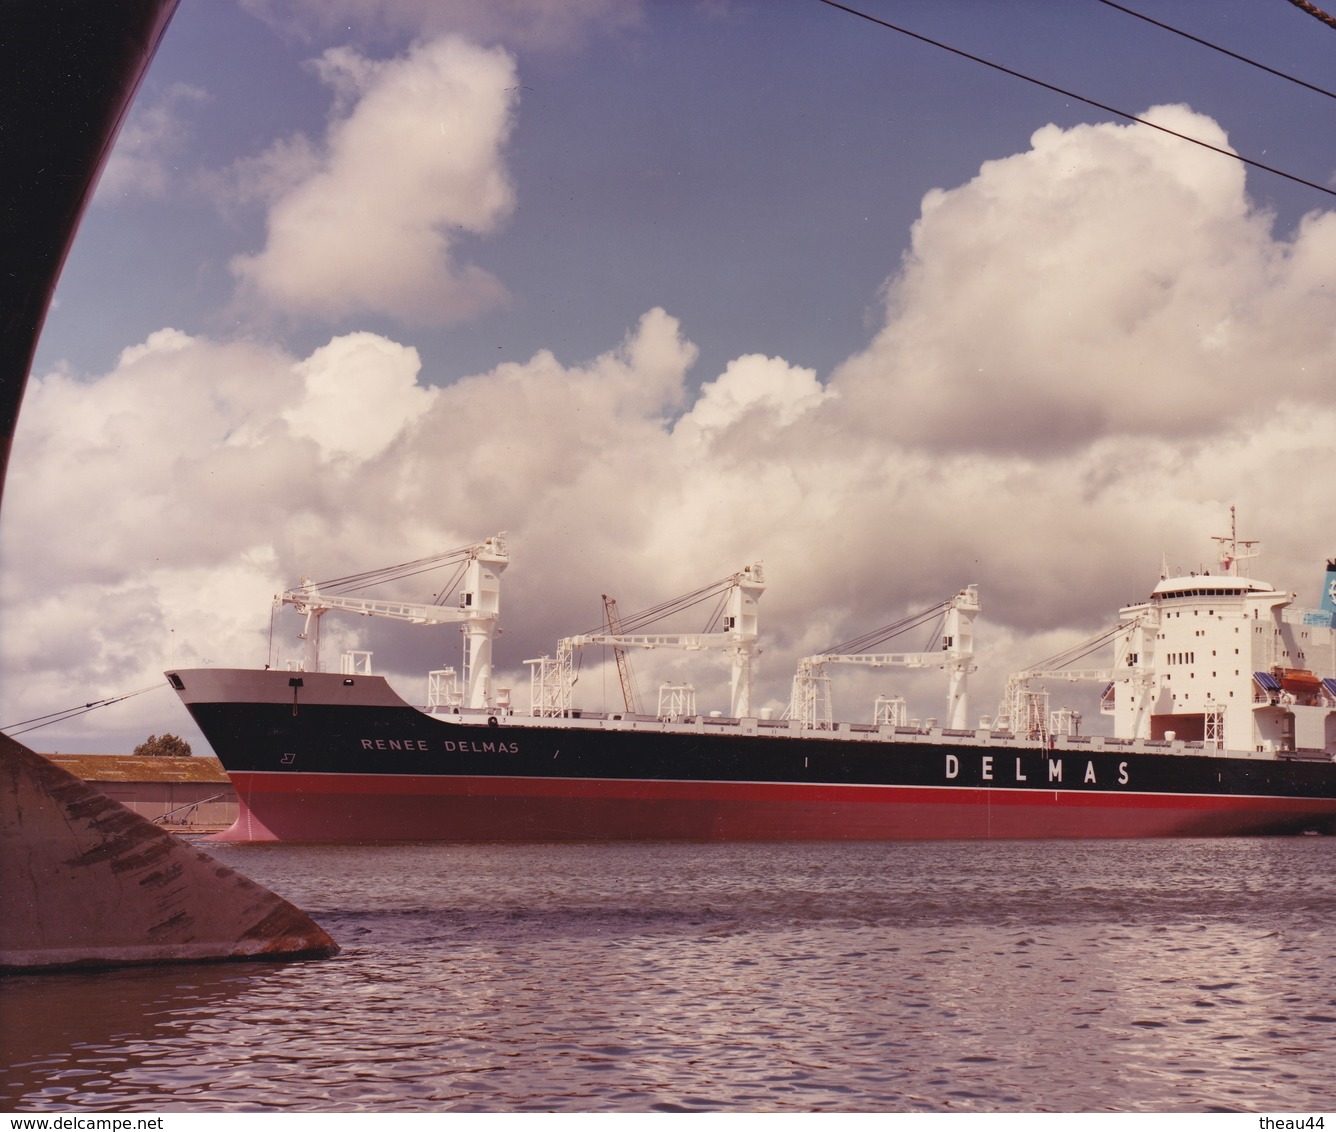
[808, 651, 955, 669]
[527, 563, 765, 718]
[788, 586, 979, 730]
[282, 591, 476, 626]
[602, 594, 639, 714]
[282, 533, 508, 710]
[1002, 613, 1152, 741]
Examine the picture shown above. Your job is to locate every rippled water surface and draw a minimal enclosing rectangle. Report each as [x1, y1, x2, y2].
[5, 838, 1336, 1112]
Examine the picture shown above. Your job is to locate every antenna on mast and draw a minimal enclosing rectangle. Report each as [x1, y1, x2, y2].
[1211, 505, 1259, 576]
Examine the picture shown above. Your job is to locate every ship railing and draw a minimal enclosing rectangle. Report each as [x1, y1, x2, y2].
[1277, 748, 1335, 762]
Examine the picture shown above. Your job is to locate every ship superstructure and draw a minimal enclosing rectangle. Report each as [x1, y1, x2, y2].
[1110, 514, 1336, 756]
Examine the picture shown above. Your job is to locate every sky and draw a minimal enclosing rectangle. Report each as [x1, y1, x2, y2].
[5, 0, 1336, 754]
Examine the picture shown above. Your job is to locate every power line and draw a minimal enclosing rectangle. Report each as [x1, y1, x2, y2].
[816, 0, 1336, 200]
[2, 683, 166, 736]
[1093, 0, 1336, 102]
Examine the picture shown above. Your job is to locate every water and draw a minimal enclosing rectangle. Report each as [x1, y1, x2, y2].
[5, 838, 1336, 1112]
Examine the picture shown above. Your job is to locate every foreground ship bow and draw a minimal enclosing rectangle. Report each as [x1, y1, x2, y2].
[167, 529, 1336, 842]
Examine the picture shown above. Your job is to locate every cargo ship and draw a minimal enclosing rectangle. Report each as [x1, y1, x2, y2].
[167, 521, 1336, 842]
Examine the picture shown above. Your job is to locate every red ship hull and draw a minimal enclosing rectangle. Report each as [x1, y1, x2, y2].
[218, 770, 1336, 842]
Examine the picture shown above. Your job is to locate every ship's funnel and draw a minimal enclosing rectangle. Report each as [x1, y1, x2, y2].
[1321, 559, 1336, 623]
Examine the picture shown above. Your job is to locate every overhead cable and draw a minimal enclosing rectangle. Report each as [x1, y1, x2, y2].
[816, 0, 1336, 200]
[2, 683, 166, 736]
[1094, 0, 1336, 102]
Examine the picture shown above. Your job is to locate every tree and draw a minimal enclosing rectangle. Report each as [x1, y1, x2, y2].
[133, 733, 192, 758]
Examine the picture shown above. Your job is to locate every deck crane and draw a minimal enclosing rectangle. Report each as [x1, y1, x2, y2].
[281, 533, 509, 711]
[527, 563, 765, 719]
[1001, 614, 1152, 742]
[601, 594, 639, 714]
[787, 586, 980, 730]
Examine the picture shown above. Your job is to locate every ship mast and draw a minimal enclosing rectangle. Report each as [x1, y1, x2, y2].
[1211, 505, 1259, 577]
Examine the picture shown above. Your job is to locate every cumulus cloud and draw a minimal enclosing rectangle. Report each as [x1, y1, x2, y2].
[674, 354, 834, 448]
[833, 104, 1336, 454]
[8, 105, 1336, 752]
[283, 333, 436, 462]
[230, 36, 518, 324]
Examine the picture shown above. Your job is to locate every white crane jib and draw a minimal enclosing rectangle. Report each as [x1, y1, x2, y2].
[1002, 613, 1150, 741]
[789, 585, 980, 730]
[529, 563, 765, 719]
[282, 533, 509, 710]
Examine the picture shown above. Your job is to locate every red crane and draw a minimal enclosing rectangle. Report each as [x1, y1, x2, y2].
[602, 594, 639, 714]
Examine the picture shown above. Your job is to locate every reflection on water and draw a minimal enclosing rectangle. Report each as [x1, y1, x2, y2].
[4, 839, 1336, 1111]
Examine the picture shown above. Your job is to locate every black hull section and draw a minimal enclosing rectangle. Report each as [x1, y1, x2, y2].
[186, 699, 1336, 802]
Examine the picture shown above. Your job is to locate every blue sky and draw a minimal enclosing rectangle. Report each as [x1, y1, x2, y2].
[6, 0, 1336, 752]
[38, 0, 1336, 386]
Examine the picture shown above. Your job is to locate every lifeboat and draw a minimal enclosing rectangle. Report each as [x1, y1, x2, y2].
[1277, 668, 1323, 695]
